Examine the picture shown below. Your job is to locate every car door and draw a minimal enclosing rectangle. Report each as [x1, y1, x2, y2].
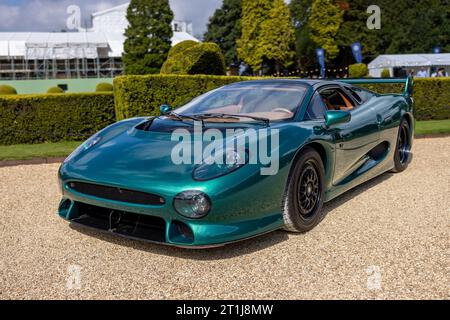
[318, 86, 381, 186]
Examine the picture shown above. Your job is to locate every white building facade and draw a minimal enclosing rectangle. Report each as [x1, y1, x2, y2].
[0, 2, 199, 80]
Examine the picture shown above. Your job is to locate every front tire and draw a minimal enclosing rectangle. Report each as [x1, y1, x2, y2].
[391, 118, 412, 173]
[282, 147, 325, 233]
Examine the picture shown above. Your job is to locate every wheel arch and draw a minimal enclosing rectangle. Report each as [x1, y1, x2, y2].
[294, 141, 329, 175]
[283, 140, 332, 194]
[402, 112, 414, 132]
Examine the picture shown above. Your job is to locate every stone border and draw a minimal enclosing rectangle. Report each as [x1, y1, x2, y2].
[415, 133, 450, 139]
[0, 157, 66, 168]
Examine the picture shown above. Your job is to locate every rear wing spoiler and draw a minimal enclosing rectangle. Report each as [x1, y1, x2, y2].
[337, 76, 414, 97]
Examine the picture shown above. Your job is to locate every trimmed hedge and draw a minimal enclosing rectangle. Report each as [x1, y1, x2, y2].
[114, 74, 248, 120]
[47, 86, 64, 93]
[0, 85, 18, 95]
[96, 82, 114, 92]
[160, 42, 226, 76]
[381, 69, 391, 78]
[167, 40, 198, 58]
[1, 76, 447, 145]
[114, 75, 450, 121]
[411, 78, 450, 120]
[359, 78, 449, 120]
[349, 63, 369, 78]
[0, 93, 115, 145]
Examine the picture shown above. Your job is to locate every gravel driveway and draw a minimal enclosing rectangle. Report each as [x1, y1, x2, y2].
[1, 137, 449, 300]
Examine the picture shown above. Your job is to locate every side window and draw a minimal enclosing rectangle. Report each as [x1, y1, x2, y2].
[347, 87, 375, 104]
[304, 93, 327, 120]
[320, 88, 355, 111]
[345, 87, 362, 104]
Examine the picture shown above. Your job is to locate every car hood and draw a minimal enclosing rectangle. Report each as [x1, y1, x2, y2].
[60, 118, 267, 189]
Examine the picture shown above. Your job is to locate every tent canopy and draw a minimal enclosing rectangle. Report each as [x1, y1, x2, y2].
[369, 54, 450, 69]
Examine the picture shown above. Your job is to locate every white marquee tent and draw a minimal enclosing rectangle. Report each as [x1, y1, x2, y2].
[368, 54, 450, 77]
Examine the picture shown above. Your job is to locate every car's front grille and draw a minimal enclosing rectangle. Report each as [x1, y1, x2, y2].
[71, 202, 167, 243]
[68, 182, 165, 206]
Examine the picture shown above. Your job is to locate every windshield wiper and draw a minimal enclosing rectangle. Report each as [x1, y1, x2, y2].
[166, 111, 204, 127]
[196, 113, 270, 126]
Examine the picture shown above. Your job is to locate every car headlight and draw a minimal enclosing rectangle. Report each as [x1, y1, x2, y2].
[173, 191, 211, 219]
[193, 148, 248, 181]
[64, 134, 102, 163]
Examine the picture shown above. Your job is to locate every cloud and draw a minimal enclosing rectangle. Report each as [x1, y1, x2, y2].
[0, 5, 20, 29]
[0, 0, 223, 35]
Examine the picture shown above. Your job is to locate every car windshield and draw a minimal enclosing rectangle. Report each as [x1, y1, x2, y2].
[175, 82, 307, 122]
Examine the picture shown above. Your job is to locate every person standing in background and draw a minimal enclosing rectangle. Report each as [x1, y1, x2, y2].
[432, 68, 448, 77]
[416, 67, 428, 78]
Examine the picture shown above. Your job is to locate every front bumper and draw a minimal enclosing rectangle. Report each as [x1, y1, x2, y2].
[58, 179, 284, 248]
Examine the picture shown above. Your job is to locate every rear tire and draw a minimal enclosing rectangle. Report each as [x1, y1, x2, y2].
[282, 147, 325, 233]
[391, 118, 412, 173]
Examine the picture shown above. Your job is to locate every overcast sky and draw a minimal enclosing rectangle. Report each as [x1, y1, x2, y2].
[0, 0, 223, 36]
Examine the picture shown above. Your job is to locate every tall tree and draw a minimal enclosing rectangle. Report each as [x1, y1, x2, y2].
[237, 0, 294, 73]
[237, 0, 273, 72]
[289, 0, 316, 67]
[258, 0, 296, 72]
[336, 0, 449, 63]
[336, 0, 380, 63]
[378, 0, 450, 54]
[308, 0, 343, 60]
[123, 0, 174, 75]
[204, 0, 242, 67]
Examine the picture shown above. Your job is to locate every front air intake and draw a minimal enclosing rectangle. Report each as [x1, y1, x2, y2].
[71, 202, 167, 243]
[68, 182, 165, 206]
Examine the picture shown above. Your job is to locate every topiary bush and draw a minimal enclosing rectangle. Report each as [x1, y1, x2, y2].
[0, 93, 115, 145]
[349, 63, 369, 78]
[96, 82, 114, 92]
[167, 40, 198, 58]
[161, 42, 226, 76]
[381, 69, 391, 78]
[0, 85, 18, 95]
[47, 86, 64, 94]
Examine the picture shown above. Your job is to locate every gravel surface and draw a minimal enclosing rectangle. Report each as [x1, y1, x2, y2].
[1, 137, 449, 300]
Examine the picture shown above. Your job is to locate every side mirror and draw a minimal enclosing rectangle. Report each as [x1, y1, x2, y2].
[325, 110, 351, 127]
[160, 104, 172, 115]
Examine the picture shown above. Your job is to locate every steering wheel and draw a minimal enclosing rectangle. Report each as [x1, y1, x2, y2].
[272, 107, 294, 116]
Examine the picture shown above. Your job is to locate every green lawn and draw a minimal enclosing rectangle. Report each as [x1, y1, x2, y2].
[0, 141, 81, 161]
[415, 119, 450, 135]
[0, 120, 449, 161]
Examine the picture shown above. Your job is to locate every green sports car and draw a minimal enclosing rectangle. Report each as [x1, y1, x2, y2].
[58, 77, 414, 248]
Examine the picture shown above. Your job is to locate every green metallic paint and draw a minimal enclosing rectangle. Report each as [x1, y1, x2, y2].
[58, 78, 414, 247]
[325, 110, 351, 127]
[159, 104, 173, 115]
